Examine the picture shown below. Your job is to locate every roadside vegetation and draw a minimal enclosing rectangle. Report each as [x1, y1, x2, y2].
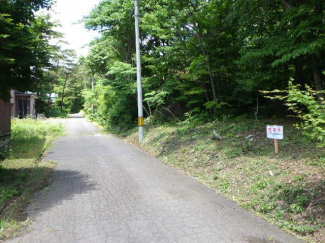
[0, 118, 64, 240]
[120, 118, 325, 243]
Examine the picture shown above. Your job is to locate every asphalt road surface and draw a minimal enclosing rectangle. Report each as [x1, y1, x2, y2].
[8, 117, 302, 243]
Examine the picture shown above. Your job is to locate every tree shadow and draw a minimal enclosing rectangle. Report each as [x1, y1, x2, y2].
[26, 168, 98, 218]
[1, 136, 50, 219]
[3, 135, 49, 161]
[0, 163, 97, 243]
[0, 136, 48, 196]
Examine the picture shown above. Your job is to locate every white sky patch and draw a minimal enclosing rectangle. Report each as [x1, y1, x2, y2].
[49, 0, 101, 57]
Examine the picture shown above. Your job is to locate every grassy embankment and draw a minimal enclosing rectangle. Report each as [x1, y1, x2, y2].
[120, 118, 324, 243]
[0, 118, 64, 240]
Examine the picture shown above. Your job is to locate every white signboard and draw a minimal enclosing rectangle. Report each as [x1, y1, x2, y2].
[266, 125, 283, 140]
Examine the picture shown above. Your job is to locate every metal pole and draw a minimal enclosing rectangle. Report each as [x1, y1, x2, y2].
[134, 0, 144, 142]
[91, 76, 94, 114]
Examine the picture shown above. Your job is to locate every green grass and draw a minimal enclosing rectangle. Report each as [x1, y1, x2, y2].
[122, 118, 325, 243]
[0, 118, 64, 240]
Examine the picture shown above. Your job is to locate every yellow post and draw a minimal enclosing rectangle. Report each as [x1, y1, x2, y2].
[138, 117, 144, 127]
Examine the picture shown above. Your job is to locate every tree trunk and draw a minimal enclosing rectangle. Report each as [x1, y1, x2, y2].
[202, 84, 210, 103]
[51, 61, 60, 91]
[60, 73, 69, 113]
[196, 30, 217, 101]
[311, 53, 324, 103]
[187, 3, 217, 101]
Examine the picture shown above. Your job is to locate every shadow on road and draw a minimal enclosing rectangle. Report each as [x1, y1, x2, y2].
[0, 167, 97, 226]
[29, 168, 98, 216]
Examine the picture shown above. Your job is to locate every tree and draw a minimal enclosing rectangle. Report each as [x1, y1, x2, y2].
[0, 0, 54, 100]
[82, 0, 324, 128]
[232, 0, 325, 103]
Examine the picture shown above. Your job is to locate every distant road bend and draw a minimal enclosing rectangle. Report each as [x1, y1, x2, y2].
[9, 116, 302, 243]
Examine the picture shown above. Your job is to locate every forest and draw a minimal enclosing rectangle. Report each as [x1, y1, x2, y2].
[78, 0, 324, 146]
[2, 0, 324, 140]
[77, 0, 324, 132]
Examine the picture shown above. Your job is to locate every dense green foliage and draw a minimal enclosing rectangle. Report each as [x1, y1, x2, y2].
[0, 0, 55, 100]
[82, 0, 324, 129]
[266, 81, 325, 148]
[286, 83, 325, 148]
[82, 61, 137, 127]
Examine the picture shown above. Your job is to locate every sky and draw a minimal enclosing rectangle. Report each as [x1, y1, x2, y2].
[49, 0, 101, 57]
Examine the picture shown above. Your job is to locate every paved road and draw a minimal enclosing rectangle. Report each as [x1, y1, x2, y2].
[9, 118, 302, 243]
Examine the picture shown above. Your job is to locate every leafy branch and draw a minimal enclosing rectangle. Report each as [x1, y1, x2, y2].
[262, 80, 325, 148]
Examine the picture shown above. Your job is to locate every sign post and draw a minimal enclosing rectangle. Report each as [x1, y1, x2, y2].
[274, 139, 278, 154]
[266, 125, 283, 154]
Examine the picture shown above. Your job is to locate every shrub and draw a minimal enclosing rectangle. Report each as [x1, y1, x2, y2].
[265, 80, 325, 148]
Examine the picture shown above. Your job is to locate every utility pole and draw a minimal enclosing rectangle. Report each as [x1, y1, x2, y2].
[134, 0, 144, 142]
[91, 76, 94, 114]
